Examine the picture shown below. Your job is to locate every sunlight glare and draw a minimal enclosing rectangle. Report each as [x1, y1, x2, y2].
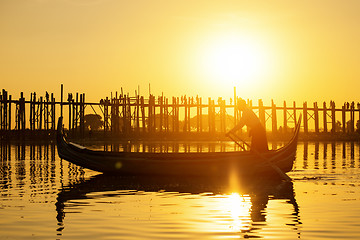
[228, 193, 251, 218]
[226, 193, 252, 230]
[199, 33, 272, 93]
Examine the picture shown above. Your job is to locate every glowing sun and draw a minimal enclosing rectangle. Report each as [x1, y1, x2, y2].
[200, 34, 271, 91]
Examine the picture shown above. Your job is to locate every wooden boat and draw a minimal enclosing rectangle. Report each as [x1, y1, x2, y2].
[56, 116, 301, 178]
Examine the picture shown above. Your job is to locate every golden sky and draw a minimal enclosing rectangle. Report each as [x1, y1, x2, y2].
[1, 0, 360, 103]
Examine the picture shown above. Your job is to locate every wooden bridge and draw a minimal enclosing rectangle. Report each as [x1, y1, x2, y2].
[1, 86, 359, 140]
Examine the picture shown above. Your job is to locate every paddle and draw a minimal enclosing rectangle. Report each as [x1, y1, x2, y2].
[226, 132, 292, 182]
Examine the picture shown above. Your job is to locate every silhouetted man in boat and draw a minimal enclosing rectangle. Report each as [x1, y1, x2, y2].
[227, 99, 268, 153]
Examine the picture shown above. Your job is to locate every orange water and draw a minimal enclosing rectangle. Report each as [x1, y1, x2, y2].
[0, 142, 360, 239]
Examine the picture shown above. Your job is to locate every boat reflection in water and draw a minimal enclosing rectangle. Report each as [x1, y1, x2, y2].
[3, 141, 360, 239]
[55, 174, 300, 239]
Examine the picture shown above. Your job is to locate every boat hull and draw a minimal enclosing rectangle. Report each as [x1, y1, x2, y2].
[56, 117, 300, 178]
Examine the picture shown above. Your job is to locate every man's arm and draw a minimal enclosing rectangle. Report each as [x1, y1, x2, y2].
[227, 117, 245, 135]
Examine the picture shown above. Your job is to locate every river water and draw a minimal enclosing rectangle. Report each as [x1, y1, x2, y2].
[1, 141, 360, 239]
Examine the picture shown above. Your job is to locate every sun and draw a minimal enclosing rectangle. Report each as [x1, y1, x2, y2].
[199, 33, 271, 92]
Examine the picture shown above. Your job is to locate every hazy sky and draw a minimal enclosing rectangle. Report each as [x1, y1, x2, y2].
[1, 0, 360, 103]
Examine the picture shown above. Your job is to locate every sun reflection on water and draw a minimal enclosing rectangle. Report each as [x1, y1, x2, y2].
[226, 193, 252, 232]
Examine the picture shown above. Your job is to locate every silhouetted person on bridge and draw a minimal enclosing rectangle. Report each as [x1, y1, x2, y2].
[228, 99, 268, 153]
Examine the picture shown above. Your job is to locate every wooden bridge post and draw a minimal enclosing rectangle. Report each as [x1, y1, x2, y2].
[44, 93, 49, 131]
[16, 94, 20, 131]
[124, 94, 128, 134]
[31, 92, 35, 130]
[358, 103, 360, 132]
[184, 96, 190, 132]
[135, 94, 140, 134]
[248, 99, 252, 134]
[314, 102, 319, 133]
[303, 101, 308, 133]
[184, 96, 188, 132]
[71, 94, 75, 136]
[80, 93, 85, 138]
[189, 96, 192, 132]
[68, 94, 73, 133]
[196, 96, 200, 133]
[350, 102, 355, 132]
[121, 94, 130, 134]
[128, 94, 132, 134]
[18, 92, 26, 132]
[233, 87, 237, 127]
[218, 98, 222, 133]
[293, 101, 297, 125]
[115, 93, 120, 134]
[110, 95, 114, 134]
[120, 94, 125, 133]
[114, 93, 118, 134]
[1, 90, 6, 132]
[60, 84, 63, 117]
[8, 95, 11, 133]
[50, 93, 55, 131]
[21, 92, 26, 131]
[165, 97, 169, 133]
[176, 97, 180, 133]
[323, 102, 327, 132]
[75, 93, 79, 136]
[271, 100, 277, 133]
[283, 101, 287, 133]
[208, 98, 213, 133]
[159, 96, 163, 133]
[2, 90, 8, 132]
[126, 94, 132, 134]
[199, 97, 203, 133]
[1, 90, 4, 131]
[171, 97, 174, 133]
[200, 97, 204, 133]
[0, 92, 2, 131]
[220, 98, 226, 133]
[148, 95, 152, 133]
[173, 97, 177, 133]
[151, 95, 156, 133]
[1, 91, 4, 132]
[29, 92, 34, 131]
[103, 97, 109, 134]
[153, 95, 157, 133]
[331, 101, 336, 133]
[39, 96, 43, 130]
[259, 99, 265, 129]
[212, 99, 216, 133]
[141, 96, 146, 133]
[171, 97, 175, 133]
[342, 103, 346, 133]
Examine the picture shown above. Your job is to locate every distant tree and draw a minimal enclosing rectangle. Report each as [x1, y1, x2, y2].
[333, 121, 342, 132]
[84, 114, 103, 131]
[346, 120, 354, 133]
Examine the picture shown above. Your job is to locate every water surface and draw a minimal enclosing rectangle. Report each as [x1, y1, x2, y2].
[1, 141, 360, 239]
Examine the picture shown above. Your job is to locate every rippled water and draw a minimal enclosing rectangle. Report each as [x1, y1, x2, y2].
[1, 141, 360, 239]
